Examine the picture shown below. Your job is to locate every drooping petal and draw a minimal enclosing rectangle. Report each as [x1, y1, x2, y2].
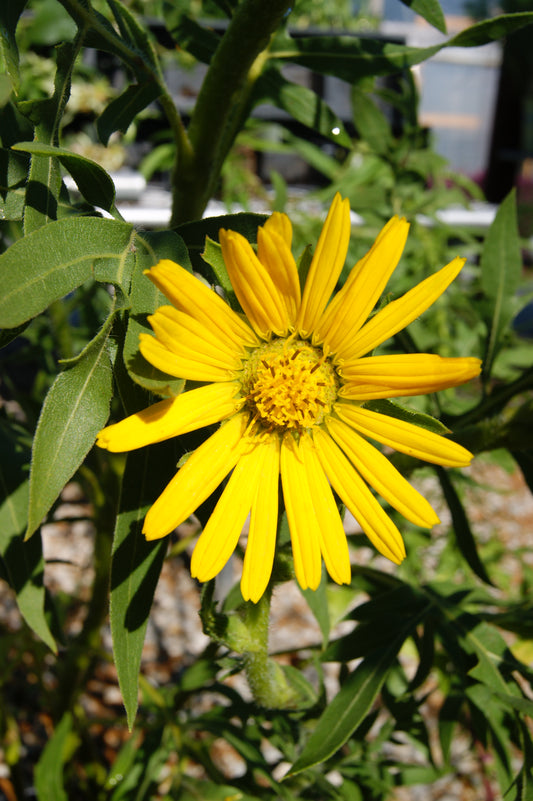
[139, 333, 235, 382]
[280, 434, 322, 591]
[313, 427, 405, 564]
[219, 229, 290, 337]
[296, 193, 351, 337]
[316, 216, 410, 353]
[339, 354, 482, 400]
[148, 305, 246, 374]
[146, 260, 258, 349]
[190, 440, 267, 582]
[298, 433, 351, 585]
[257, 223, 301, 322]
[241, 434, 280, 603]
[97, 382, 242, 452]
[342, 256, 467, 360]
[327, 416, 439, 528]
[335, 402, 474, 467]
[143, 412, 250, 540]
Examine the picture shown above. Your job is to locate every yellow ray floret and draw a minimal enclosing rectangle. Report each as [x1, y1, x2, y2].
[97, 382, 242, 452]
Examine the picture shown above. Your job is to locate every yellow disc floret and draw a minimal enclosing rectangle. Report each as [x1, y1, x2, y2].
[242, 339, 338, 432]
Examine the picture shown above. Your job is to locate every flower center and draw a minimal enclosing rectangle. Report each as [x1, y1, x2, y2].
[242, 339, 338, 432]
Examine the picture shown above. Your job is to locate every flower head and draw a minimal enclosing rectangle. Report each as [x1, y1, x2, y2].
[97, 194, 481, 602]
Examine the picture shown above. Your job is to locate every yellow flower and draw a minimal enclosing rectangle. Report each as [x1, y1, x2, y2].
[97, 194, 481, 602]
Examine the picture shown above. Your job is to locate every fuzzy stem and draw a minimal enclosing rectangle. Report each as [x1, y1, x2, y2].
[170, 0, 292, 225]
[242, 592, 300, 709]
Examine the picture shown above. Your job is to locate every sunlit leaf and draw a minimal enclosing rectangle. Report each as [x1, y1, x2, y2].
[13, 141, 116, 211]
[254, 67, 352, 148]
[26, 309, 116, 538]
[480, 189, 522, 380]
[0, 217, 135, 328]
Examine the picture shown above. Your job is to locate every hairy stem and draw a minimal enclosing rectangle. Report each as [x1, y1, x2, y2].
[170, 0, 292, 225]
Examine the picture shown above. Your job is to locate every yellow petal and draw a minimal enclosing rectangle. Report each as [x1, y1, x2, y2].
[257, 224, 301, 322]
[241, 435, 280, 603]
[280, 434, 322, 591]
[264, 211, 293, 249]
[97, 382, 242, 453]
[316, 216, 410, 353]
[339, 354, 482, 400]
[342, 256, 467, 360]
[219, 229, 290, 337]
[139, 333, 236, 382]
[143, 412, 250, 540]
[297, 193, 351, 337]
[148, 305, 244, 372]
[191, 441, 267, 582]
[335, 402, 474, 467]
[146, 260, 258, 349]
[299, 434, 351, 585]
[313, 427, 405, 563]
[326, 417, 439, 528]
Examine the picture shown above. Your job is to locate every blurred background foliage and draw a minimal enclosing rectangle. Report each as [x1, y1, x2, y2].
[1, 0, 533, 799]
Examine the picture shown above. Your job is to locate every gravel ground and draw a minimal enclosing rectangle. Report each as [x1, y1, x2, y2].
[1, 456, 532, 799]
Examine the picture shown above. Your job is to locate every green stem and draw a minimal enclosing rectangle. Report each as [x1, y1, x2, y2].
[241, 592, 301, 709]
[170, 0, 292, 225]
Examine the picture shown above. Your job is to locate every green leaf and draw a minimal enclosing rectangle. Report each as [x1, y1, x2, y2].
[0, 0, 27, 92]
[97, 81, 162, 146]
[13, 141, 116, 211]
[479, 189, 522, 380]
[0, 216, 135, 328]
[270, 14, 533, 82]
[106, 0, 159, 68]
[364, 399, 451, 435]
[166, 13, 221, 62]
[34, 712, 76, 801]
[26, 311, 116, 538]
[22, 41, 77, 233]
[436, 467, 493, 585]
[301, 569, 330, 650]
[110, 444, 175, 727]
[351, 87, 392, 155]
[124, 230, 189, 396]
[201, 236, 234, 299]
[176, 212, 268, 274]
[398, 0, 446, 33]
[0, 421, 55, 651]
[512, 450, 533, 495]
[254, 67, 352, 147]
[0, 145, 29, 221]
[288, 635, 408, 775]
